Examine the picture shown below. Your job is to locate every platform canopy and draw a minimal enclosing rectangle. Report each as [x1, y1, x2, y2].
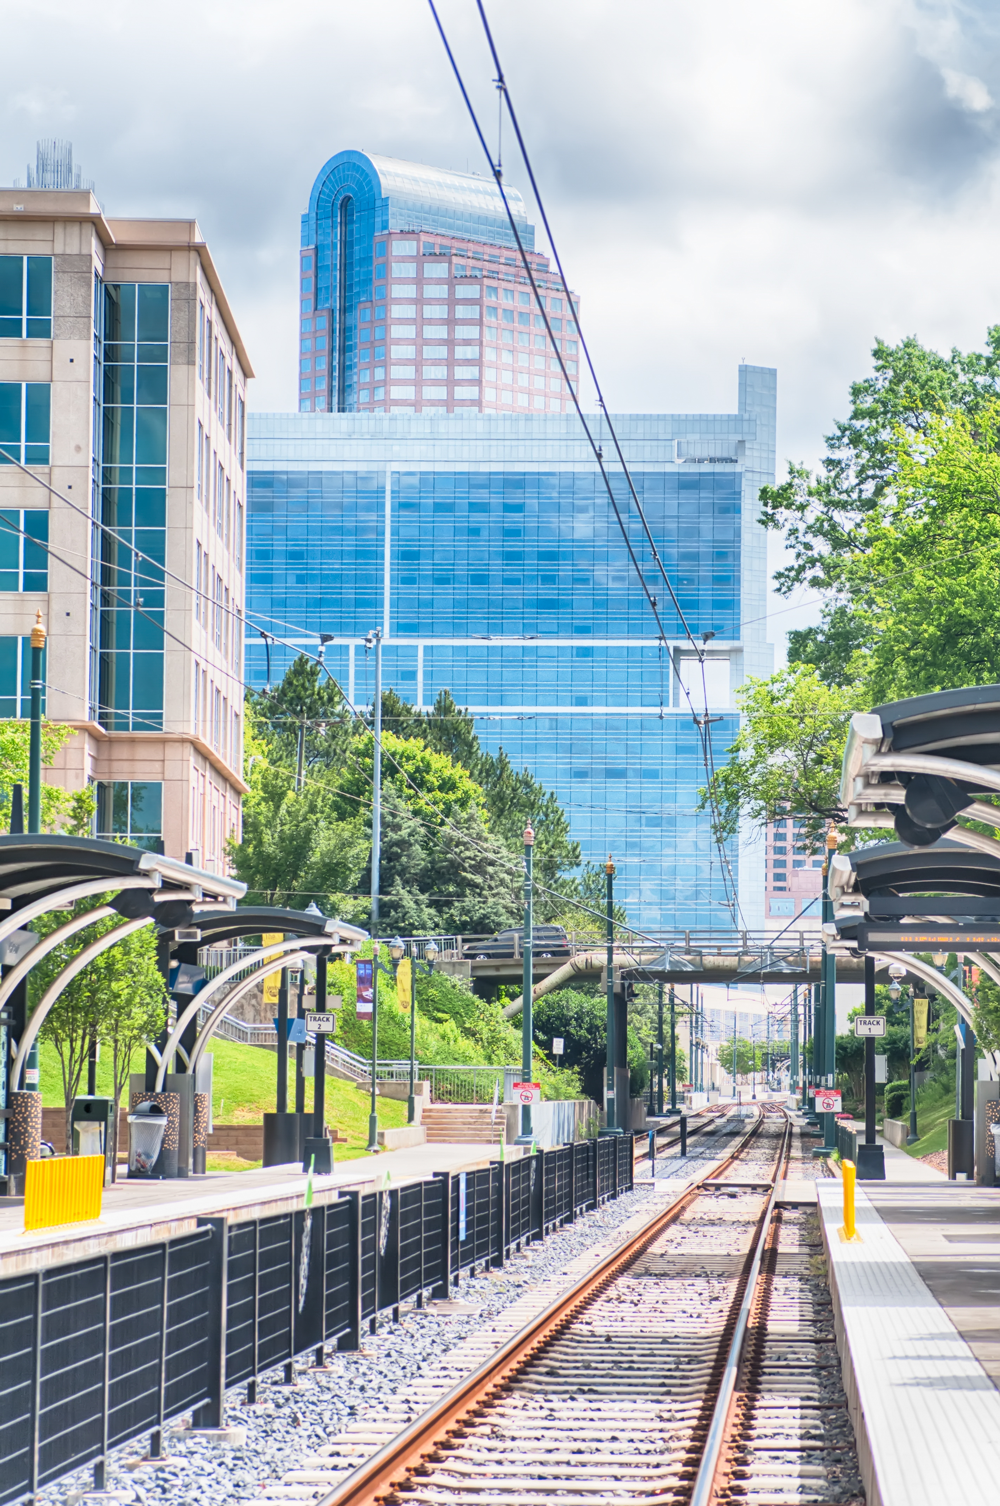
[840, 684, 1000, 854]
[829, 840, 1000, 953]
[170, 904, 357, 963]
[0, 833, 244, 911]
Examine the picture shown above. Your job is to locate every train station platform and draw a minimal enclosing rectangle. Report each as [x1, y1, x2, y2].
[817, 1167, 1000, 1506]
[0, 1140, 526, 1275]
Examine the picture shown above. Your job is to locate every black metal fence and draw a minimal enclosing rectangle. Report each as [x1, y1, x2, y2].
[0, 1135, 634, 1505]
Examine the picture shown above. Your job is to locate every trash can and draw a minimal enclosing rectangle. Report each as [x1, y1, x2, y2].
[71, 1096, 114, 1176]
[127, 1101, 168, 1177]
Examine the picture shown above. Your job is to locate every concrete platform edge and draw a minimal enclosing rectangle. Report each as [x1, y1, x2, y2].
[816, 1179, 1000, 1506]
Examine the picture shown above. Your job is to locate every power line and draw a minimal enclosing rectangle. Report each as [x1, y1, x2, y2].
[426, 0, 742, 925]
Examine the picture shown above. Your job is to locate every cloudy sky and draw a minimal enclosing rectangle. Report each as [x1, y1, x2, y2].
[5, 0, 1000, 646]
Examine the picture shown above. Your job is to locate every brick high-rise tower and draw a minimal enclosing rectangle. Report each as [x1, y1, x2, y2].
[297, 151, 580, 416]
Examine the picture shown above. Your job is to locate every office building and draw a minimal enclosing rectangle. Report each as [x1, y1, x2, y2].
[298, 150, 580, 416]
[246, 365, 775, 929]
[765, 814, 823, 928]
[0, 177, 251, 865]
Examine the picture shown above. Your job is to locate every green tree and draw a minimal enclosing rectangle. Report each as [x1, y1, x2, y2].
[0, 720, 94, 834]
[532, 988, 649, 1104]
[759, 329, 1000, 682]
[34, 902, 166, 1164]
[717, 1037, 764, 1079]
[698, 666, 857, 851]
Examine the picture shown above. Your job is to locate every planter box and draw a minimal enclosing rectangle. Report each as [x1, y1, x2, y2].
[881, 1117, 910, 1149]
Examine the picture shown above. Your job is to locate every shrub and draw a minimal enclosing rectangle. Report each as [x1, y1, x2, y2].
[884, 1080, 909, 1120]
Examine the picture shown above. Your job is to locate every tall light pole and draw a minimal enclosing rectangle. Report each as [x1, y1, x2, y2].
[364, 627, 384, 1156]
[603, 855, 621, 1134]
[27, 611, 45, 834]
[668, 985, 677, 1113]
[656, 982, 665, 1116]
[404, 939, 438, 1124]
[889, 963, 917, 1145]
[516, 823, 535, 1144]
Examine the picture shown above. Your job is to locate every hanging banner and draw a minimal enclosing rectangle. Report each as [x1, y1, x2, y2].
[458, 1170, 467, 1243]
[262, 932, 283, 1006]
[356, 959, 374, 1020]
[914, 996, 929, 1050]
[396, 956, 412, 1010]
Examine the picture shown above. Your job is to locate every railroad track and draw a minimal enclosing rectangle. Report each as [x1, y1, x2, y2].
[314, 1104, 862, 1506]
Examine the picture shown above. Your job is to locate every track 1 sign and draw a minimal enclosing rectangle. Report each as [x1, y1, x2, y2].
[513, 1081, 540, 1106]
[853, 1016, 886, 1038]
[815, 1089, 842, 1113]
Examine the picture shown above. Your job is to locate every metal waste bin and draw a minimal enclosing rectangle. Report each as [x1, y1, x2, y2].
[71, 1096, 114, 1171]
[127, 1101, 168, 1177]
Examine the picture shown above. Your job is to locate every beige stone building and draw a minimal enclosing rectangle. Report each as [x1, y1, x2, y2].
[0, 186, 251, 868]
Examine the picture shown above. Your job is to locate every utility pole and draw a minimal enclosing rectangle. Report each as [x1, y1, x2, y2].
[516, 823, 534, 1144]
[603, 856, 620, 1134]
[295, 720, 305, 792]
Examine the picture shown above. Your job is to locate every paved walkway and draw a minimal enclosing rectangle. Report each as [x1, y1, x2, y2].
[0, 1141, 526, 1275]
[819, 1174, 1000, 1506]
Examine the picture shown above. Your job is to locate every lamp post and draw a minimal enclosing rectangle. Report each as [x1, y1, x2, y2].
[403, 938, 438, 1124]
[656, 982, 665, 1116]
[602, 855, 621, 1135]
[516, 823, 535, 1145]
[366, 939, 404, 1153]
[27, 611, 45, 834]
[889, 963, 917, 1145]
[668, 985, 677, 1113]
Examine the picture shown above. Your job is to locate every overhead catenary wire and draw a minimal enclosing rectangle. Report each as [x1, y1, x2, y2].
[426, 0, 742, 924]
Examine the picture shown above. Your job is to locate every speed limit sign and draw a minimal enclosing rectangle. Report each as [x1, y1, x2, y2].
[513, 1081, 540, 1106]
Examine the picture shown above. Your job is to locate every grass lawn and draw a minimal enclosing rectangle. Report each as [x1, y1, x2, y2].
[901, 1079, 953, 1158]
[37, 1036, 406, 1164]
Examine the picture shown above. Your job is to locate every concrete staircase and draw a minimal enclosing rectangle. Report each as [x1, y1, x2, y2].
[421, 1104, 505, 1144]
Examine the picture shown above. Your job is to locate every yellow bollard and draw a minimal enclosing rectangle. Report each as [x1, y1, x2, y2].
[838, 1158, 863, 1244]
[24, 1155, 104, 1232]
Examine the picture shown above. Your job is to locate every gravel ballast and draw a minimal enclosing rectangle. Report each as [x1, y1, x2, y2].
[45, 1138, 743, 1505]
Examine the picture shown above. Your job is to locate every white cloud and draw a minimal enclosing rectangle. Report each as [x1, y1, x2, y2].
[941, 66, 994, 112]
[3, 0, 1000, 653]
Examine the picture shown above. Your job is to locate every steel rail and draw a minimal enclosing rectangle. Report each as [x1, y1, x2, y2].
[314, 1106, 772, 1506]
[688, 1108, 794, 1506]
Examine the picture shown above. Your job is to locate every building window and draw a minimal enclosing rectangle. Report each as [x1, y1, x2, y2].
[0, 510, 48, 591]
[0, 256, 52, 338]
[0, 635, 43, 717]
[98, 282, 169, 734]
[235, 501, 244, 572]
[95, 780, 163, 852]
[0, 383, 50, 465]
[236, 394, 245, 470]
[197, 303, 205, 381]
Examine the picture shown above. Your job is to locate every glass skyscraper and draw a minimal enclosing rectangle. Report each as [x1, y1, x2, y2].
[246, 365, 775, 930]
[298, 151, 580, 418]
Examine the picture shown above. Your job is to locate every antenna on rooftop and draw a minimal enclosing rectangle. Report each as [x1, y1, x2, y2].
[15, 139, 95, 194]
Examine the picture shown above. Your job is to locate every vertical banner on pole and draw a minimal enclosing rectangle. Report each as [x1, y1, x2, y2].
[356, 960, 374, 1020]
[458, 1170, 467, 1243]
[262, 933, 283, 1007]
[396, 957, 412, 1010]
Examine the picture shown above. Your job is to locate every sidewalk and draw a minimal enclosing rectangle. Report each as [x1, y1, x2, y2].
[817, 1177, 1000, 1506]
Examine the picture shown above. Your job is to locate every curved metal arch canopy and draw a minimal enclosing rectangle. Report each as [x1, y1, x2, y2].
[11, 915, 155, 1091]
[155, 936, 334, 1090]
[186, 950, 318, 1080]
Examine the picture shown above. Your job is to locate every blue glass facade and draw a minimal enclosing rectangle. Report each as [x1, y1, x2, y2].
[247, 369, 775, 929]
